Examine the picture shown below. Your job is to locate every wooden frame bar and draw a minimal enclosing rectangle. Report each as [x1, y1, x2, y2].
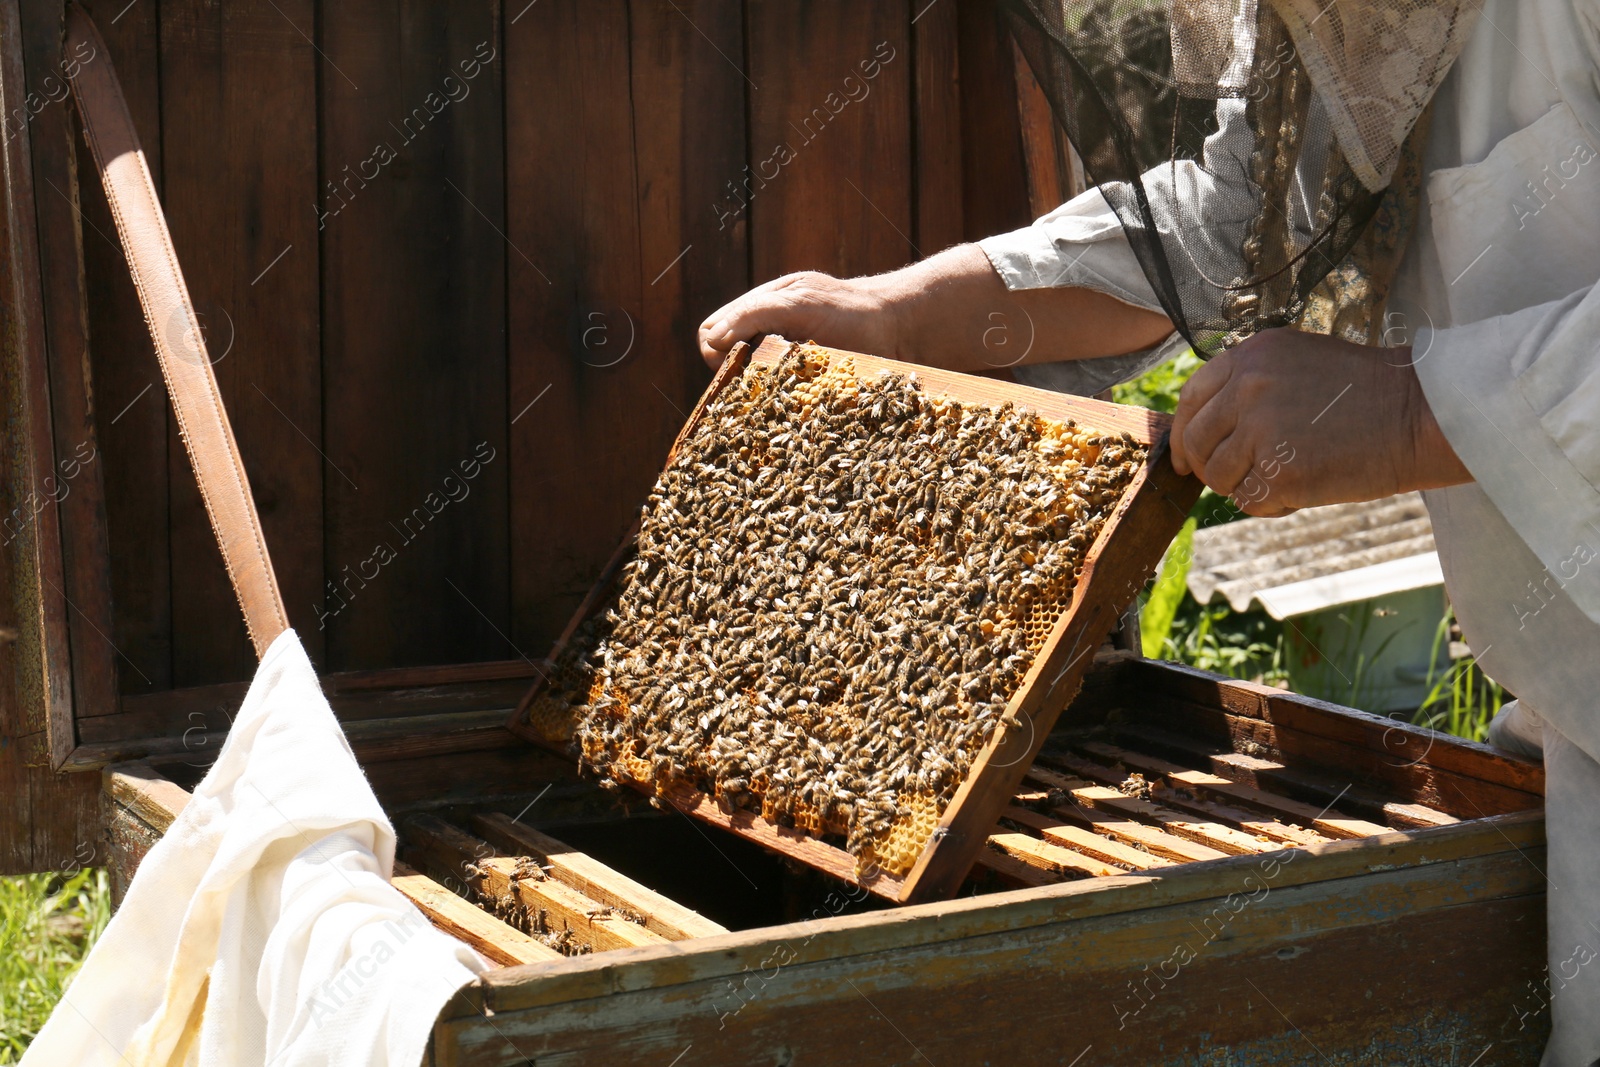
[471, 812, 727, 941]
[391, 861, 562, 966]
[1071, 739, 1389, 838]
[1000, 806, 1174, 870]
[1043, 748, 1333, 847]
[400, 814, 670, 954]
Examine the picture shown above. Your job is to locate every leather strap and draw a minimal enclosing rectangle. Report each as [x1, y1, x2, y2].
[65, 4, 288, 658]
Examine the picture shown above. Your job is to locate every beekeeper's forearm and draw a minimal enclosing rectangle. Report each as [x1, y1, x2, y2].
[697, 243, 1172, 371]
[889, 243, 1174, 372]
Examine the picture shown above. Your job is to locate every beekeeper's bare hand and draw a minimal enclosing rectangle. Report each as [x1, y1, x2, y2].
[1170, 329, 1470, 517]
[698, 271, 903, 369]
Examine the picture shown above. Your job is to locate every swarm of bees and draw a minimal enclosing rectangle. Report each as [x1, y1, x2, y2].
[529, 344, 1146, 876]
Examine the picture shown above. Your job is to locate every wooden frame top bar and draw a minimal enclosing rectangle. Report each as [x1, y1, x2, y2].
[744, 336, 1169, 442]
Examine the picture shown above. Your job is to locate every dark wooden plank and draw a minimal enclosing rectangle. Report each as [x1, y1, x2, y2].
[628, 0, 746, 480]
[1010, 35, 1073, 219]
[506, 0, 652, 658]
[321, 0, 509, 672]
[913, 0, 964, 254]
[324, 658, 542, 691]
[4, 0, 118, 866]
[85, 673, 535, 747]
[160, 0, 323, 684]
[73, 660, 544, 765]
[955, 0, 1031, 243]
[72, 708, 521, 771]
[746, 0, 915, 278]
[21, 0, 120, 755]
[0, 0, 81, 868]
[1126, 657, 1546, 796]
[362, 745, 586, 816]
[78, 0, 169, 698]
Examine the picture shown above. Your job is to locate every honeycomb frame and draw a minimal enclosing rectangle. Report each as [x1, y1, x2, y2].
[508, 336, 1189, 903]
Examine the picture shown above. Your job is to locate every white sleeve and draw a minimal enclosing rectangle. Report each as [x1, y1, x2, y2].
[974, 98, 1286, 394]
[978, 186, 1171, 313]
[977, 187, 1187, 395]
[1414, 284, 1600, 620]
[976, 98, 1270, 316]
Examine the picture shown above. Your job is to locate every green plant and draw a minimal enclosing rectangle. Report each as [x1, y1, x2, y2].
[1285, 601, 1414, 714]
[1112, 349, 1203, 414]
[1141, 516, 1195, 657]
[1159, 597, 1288, 685]
[0, 868, 110, 1063]
[1410, 613, 1502, 743]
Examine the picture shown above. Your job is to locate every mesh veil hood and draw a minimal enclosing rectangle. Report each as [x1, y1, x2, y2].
[1000, 0, 1483, 354]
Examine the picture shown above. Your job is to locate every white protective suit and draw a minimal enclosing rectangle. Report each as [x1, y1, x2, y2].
[980, 1, 1600, 1062]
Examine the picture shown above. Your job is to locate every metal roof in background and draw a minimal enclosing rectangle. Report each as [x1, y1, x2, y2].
[1187, 492, 1440, 619]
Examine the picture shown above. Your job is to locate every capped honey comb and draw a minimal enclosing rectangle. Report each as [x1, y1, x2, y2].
[532, 344, 1146, 876]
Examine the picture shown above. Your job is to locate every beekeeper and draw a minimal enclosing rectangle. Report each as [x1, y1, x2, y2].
[700, 1, 1600, 1061]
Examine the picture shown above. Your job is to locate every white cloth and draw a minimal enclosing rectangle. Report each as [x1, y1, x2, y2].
[981, 3, 1600, 1059]
[23, 630, 488, 1067]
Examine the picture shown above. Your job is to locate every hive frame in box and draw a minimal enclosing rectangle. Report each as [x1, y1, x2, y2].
[505, 335, 1203, 903]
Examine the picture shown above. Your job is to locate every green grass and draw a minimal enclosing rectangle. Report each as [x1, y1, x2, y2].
[0, 868, 111, 1063]
[1410, 614, 1503, 743]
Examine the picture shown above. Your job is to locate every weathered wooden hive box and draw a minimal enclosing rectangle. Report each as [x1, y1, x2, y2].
[0, 1, 1549, 1063]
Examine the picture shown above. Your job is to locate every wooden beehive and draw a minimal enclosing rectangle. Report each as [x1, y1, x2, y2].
[506, 335, 1198, 902]
[103, 652, 1548, 1064]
